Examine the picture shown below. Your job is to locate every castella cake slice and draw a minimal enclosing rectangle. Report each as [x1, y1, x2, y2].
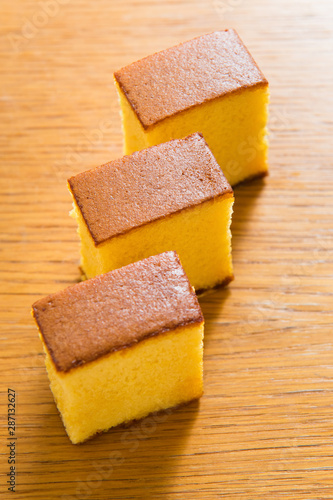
[68, 133, 234, 293]
[32, 251, 204, 444]
[114, 29, 269, 186]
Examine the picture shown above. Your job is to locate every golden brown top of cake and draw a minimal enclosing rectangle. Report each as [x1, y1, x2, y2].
[68, 133, 233, 246]
[114, 29, 268, 129]
[32, 251, 203, 373]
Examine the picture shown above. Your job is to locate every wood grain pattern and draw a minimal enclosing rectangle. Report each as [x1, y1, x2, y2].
[1, 0, 333, 498]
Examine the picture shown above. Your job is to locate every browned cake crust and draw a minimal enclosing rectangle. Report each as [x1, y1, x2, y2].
[233, 170, 268, 187]
[114, 29, 268, 129]
[68, 133, 233, 246]
[196, 274, 234, 297]
[32, 251, 204, 373]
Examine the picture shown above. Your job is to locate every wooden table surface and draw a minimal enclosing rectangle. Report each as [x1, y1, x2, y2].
[1, 0, 333, 498]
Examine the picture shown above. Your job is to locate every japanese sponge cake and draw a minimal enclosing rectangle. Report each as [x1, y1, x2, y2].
[68, 133, 234, 293]
[32, 252, 204, 444]
[114, 29, 269, 186]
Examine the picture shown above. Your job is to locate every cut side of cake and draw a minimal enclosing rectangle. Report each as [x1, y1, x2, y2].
[32, 251, 204, 444]
[114, 29, 269, 186]
[68, 133, 234, 293]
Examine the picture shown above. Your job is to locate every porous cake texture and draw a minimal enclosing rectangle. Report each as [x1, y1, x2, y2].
[32, 251, 204, 444]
